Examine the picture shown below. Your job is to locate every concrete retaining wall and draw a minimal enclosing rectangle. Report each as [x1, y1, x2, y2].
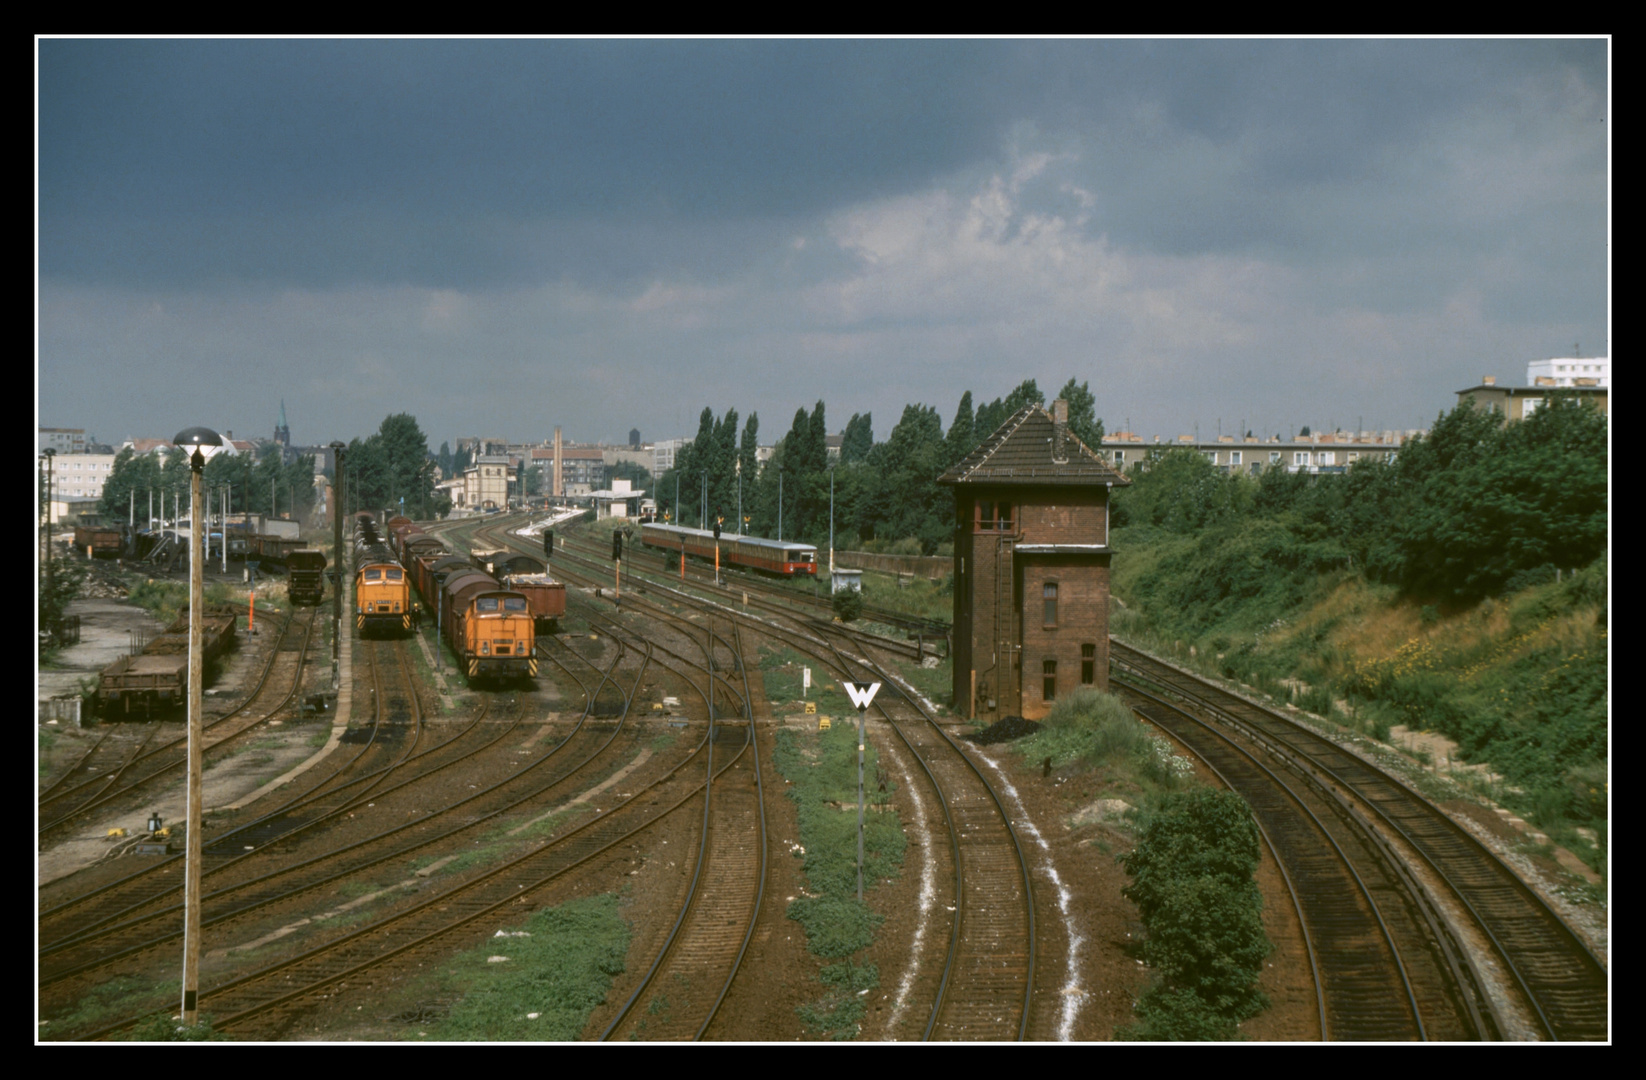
[834, 550, 951, 580]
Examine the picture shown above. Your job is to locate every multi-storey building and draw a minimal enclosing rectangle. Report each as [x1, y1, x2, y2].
[1456, 375, 1609, 422]
[1527, 356, 1610, 388]
[1101, 431, 1418, 476]
[940, 399, 1130, 722]
[38, 427, 87, 455]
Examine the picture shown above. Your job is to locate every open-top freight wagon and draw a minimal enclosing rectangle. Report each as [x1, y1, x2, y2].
[469, 549, 564, 628]
[73, 525, 125, 558]
[98, 604, 238, 716]
[287, 550, 327, 605]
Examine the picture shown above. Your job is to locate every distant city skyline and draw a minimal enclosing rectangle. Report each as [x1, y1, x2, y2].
[39, 38, 1609, 454]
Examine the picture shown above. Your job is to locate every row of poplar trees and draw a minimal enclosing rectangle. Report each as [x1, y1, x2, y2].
[655, 378, 1103, 554]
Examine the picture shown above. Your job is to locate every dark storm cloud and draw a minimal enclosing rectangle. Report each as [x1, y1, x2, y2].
[42, 38, 1607, 290]
[40, 39, 1012, 287]
[38, 38, 1609, 449]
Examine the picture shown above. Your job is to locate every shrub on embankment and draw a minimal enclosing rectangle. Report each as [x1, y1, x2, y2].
[1117, 787, 1271, 1040]
[1108, 400, 1610, 874]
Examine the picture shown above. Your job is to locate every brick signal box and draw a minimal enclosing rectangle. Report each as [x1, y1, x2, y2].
[938, 399, 1130, 722]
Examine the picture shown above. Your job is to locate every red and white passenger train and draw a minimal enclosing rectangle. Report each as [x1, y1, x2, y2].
[640, 522, 817, 576]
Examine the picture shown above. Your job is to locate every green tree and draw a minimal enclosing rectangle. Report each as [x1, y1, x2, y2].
[99, 447, 164, 520]
[1394, 396, 1607, 600]
[1056, 377, 1104, 449]
[944, 391, 975, 467]
[840, 412, 874, 464]
[1120, 788, 1270, 1036]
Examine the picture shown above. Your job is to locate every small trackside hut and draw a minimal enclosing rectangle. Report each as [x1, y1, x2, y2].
[938, 398, 1130, 723]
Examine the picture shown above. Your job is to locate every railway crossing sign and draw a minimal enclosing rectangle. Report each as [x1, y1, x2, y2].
[844, 681, 881, 712]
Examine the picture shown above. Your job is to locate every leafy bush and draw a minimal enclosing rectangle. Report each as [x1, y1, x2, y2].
[831, 587, 864, 622]
[1119, 788, 1271, 1039]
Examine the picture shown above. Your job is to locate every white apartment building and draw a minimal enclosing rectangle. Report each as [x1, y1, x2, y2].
[42, 453, 118, 500]
[1527, 357, 1610, 388]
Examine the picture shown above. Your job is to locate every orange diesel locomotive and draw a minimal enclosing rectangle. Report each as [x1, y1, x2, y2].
[353, 513, 413, 635]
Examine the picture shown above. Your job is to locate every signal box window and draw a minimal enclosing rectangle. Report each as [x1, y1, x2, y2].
[1043, 583, 1058, 627]
[1042, 659, 1057, 701]
[1082, 643, 1096, 685]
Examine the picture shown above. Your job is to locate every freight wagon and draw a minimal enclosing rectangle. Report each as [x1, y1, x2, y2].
[73, 526, 124, 558]
[98, 605, 238, 716]
[287, 550, 328, 605]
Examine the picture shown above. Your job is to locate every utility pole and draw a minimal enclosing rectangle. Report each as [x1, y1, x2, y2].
[43, 449, 55, 608]
[330, 441, 346, 691]
[173, 426, 221, 1028]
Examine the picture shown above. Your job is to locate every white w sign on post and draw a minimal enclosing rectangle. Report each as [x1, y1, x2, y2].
[844, 681, 881, 712]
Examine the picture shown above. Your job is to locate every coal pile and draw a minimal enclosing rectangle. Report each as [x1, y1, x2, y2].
[968, 715, 1041, 745]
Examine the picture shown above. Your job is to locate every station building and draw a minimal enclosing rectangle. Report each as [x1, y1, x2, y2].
[939, 399, 1130, 722]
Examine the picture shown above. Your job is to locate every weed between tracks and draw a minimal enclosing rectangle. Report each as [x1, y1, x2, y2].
[40, 975, 182, 1041]
[773, 719, 906, 1040]
[406, 893, 631, 1041]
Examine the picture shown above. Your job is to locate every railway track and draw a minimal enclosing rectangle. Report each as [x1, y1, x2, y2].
[490, 515, 1040, 1040]
[38, 608, 317, 840]
[1112, 641, 1609, 1042]
[805, 631, 1036, 1041]
[1117, 680, 1479, 1040]
[54, 553, 752, 1040]
[37, 632, 658, 1024]
[599, 624, 766, 1042]
[39, 638, 428, 965]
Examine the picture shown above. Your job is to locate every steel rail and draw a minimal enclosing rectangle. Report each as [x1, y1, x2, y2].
[1112, 640, 1607, 1041]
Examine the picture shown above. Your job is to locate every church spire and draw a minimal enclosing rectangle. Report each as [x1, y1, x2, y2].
[274, 399, 291, 448]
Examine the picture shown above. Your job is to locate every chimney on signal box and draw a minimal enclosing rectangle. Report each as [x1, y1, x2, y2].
[1051, 399, 1069, 463]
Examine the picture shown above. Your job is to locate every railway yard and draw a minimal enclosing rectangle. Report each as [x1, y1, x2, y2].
[35, 512, 1609, 1042]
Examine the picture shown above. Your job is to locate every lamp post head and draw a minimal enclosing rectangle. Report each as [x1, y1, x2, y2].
[173, 427, 223, 472]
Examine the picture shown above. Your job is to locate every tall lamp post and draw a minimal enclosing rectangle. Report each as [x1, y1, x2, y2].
[40, 449, 55, 610]
[330, 441, 346, 692]
[173, 425, 223, 1028]
[829, 462, 837, 591]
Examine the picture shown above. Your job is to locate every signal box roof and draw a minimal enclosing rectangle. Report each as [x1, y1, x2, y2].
[938, 404, 1130, 487]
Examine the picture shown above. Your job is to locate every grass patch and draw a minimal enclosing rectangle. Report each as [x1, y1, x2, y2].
[1113, 531, 1610, 880]
[411, 893, 630, 1041]
[1014, 688, 1196, 792]
[41, 975, 181, 1039]
[773, 722, 906, 1040]
[760, 647, 853, 716]
[886, 653, 952, 714]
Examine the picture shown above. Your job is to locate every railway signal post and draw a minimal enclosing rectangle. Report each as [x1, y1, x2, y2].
[173, 425, 223, 1028]
[844, 681, 881, 902]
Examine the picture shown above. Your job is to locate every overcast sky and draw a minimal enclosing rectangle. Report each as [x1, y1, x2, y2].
[37, 38, 1609, 452]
